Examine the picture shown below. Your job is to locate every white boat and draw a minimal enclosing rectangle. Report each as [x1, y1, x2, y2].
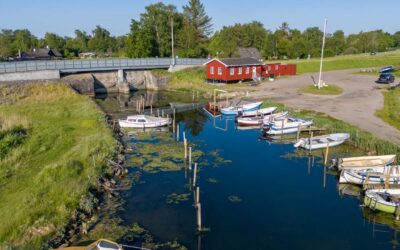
[118, 115, 171, 128]
[238, 107, 277, 118]
[220, 101, 263, 116]
[339, 165, 400, 185]
[332, 155, 396, 171]
[265, 118, 313, 135]
[293, 133, 350, 150]
[237, 111, 288, 126]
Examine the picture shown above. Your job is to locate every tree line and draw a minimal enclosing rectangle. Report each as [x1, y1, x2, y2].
[1, 0, 399, 60]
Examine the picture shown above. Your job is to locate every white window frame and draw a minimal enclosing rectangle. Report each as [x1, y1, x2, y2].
[238, 67, 242, 75]
[246, 67, 250, 74]
[218, 67, 222, 75]
[230, 68, 235, 76]
[210, 66, 214, 75]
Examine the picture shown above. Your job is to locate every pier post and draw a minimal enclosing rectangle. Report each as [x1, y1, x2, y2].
[196, 203, 202, 232]
[150, 105, 153, 115]
[177, 124, 180, 141]
[158, 109, 160, 117]
[189, 147, 192, 167]
[195, 186, 200, 206]
[309, 132, 313, 154]
[296, 123, 301, 141]
[193, 162, 198, 187]
[184, 138, 188, 160]
[323, 142, 330, 189]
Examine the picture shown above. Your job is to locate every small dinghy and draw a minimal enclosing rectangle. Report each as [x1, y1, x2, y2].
[119, 115, 171, 128]
[238, 107, 277, 118]
[364, 189, 400, 214]
[265, 118, 313, 135]
[339, 165, 400, 185]
[237, 111, 288, 126]
[294, 133, 350, 150]
[220, 101, 262, 116]
[331, 155, 396, 171]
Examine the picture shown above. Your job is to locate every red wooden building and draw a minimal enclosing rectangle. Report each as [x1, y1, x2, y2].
[204, 58, 264, 83]
[205, 57, 296, 83]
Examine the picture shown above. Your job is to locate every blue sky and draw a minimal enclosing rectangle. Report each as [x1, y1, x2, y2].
[0, 0, 398, 37]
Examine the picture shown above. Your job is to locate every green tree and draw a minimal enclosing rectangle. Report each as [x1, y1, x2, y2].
[12, 29, 37, 53]
[88, 26, 113, 53]
[0, 29, 15, 59]
[42, 32, 66, 50]
[126, 20, 155, 58]
[179, 0, 212, 57]
[326, 30, 346, 56]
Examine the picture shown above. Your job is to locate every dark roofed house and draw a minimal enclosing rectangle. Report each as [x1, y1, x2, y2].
[19, 47, 63, 60]
[204, 57, 264, 83]
[238, 47, 262, 61]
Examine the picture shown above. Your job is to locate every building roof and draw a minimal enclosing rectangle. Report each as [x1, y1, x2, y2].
[238, 47, 262, 60]
[205, 57, 263, 67]
[20, 48, 62, 59]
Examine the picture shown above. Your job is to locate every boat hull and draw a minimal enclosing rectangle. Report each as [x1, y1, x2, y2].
[364, 189, 400, 214]
[221, 102, 262, 116]
[118, 120, 170, 128]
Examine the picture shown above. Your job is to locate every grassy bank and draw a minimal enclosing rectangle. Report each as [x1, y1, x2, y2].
[276, 50, 400, 74]
[376, 88, 400, 130]
[261, 100, 400, 158]
[299, 84, 343, 95]
[0, 83, 115, 249]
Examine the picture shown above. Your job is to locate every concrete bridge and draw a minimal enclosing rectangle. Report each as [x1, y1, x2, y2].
[0, 58, 207, 82]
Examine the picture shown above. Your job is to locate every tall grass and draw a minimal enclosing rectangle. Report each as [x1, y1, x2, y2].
[262, 100, 400, 158]
[0, 83, 115, 249]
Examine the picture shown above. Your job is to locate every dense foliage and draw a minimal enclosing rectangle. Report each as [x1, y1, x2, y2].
[0, 0, 399, 59]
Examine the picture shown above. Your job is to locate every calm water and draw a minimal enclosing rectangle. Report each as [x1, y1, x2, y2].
[96, 91, 399, 250]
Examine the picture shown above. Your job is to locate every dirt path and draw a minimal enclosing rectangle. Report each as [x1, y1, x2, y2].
[251, 69, 400, 145]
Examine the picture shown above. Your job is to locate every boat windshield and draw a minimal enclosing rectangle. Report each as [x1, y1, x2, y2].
[137, 119, 146, 123]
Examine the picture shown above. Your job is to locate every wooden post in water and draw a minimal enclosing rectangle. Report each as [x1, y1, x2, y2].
[189, 147, 192, 167]
[177, 124, 180, 141]
[193, 162, 198, 187]
[309, 132, 313, 154]
[150, 105, 153, 115]
[184, 138, 188, 160]
[296, 123, 301, 141]
[162, 109, 165, 117]
[195, 186, 200, 206]
[157, 109, 160, 117]
[196, 203, 202, 232]
[323, 142, 330, 189]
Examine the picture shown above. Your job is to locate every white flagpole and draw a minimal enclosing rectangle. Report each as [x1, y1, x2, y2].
[318, 18, 327, 89]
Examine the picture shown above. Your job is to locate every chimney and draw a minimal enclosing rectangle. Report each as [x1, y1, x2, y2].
[33, 48, 36, 52]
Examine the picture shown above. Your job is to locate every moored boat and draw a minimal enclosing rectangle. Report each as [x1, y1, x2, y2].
[264, 118, 313, 135]
[332, 155, 396, 171]
[118, 115, 171, 128]
[238, 107, 277, 118]
[57, 239, 122, 249]
[339, 165, 400, 185]
[293, 133, 350, 150]
[237, 111, 288, 126]
[220, 101, 262, 116]
[364, 189, 400, 214]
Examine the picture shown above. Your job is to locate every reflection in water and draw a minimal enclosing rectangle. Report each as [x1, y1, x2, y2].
[94, 91, 400, 250]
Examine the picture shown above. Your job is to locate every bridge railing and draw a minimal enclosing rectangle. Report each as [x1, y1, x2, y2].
[0, 58, 208, 74]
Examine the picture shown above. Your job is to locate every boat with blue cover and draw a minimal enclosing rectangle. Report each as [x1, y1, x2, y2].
[220, 101, 262, 116]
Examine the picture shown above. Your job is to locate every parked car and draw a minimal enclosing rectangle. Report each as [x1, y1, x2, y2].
[376, 73, 395, 83]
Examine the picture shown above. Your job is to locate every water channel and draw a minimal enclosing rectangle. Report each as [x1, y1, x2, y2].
[94, 91, 400, 250]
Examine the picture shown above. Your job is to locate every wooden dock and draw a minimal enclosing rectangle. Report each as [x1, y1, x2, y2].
[363, 184, 400, 190]
[300, 127, 327, 133]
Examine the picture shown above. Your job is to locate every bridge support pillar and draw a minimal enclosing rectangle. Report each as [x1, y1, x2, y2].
[117, 69, 130, 94]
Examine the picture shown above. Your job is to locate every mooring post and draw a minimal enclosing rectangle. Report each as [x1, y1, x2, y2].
[309, 132, 313, 154]
[172, 118, 176, 133]
[323, 142, 330, 189]
[177, 124, 180, 141]
[196, 203, 202, 232]
[157, 109, 160, 117]
[162, 109, 165, 117]
[189, 146, 192, 167]
[193, 162, 198, 187]
[195, 186, 200, 207]
[296, 123, 301, 141]
[184, 138, 188, 160]
[150, 105, 153, 115]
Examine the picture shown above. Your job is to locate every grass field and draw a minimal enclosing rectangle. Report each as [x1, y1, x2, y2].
[0, 83, 115, 249]
[299, 84, 343, 95]
[376, 88, 400, 130]
[274, 50, 400, 74]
